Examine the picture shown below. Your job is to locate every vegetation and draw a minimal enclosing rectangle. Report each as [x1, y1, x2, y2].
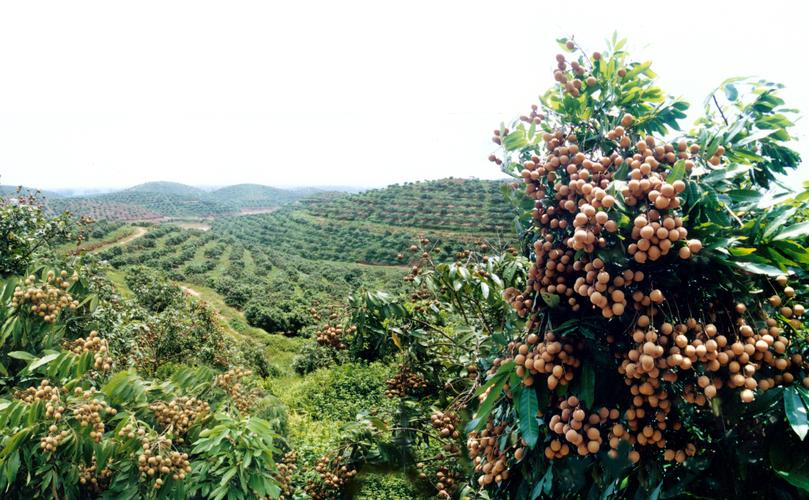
[0, 194, 285, 499]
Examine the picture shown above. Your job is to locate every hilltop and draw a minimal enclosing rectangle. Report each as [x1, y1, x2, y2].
[208, 184, 318, 211]
[124, 181, 207, 197]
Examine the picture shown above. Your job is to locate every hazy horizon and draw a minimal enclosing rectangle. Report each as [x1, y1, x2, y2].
[2, 1, 808, 190]
[0, 176, 513, 197]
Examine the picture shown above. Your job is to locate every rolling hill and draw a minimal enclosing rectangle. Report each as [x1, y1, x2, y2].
[208, 184, 314, 211]
[124, 181, 207, 197]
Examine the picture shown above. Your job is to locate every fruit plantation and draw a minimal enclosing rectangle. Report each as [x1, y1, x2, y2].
[1, 35, 808, 499]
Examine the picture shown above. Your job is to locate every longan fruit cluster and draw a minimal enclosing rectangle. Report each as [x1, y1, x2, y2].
[385, 365, 429, 398]
[490, 127, 511, 146]
[512, 108, 712, 320]
[64, 330, 112, 371]
[430, 465, 461, 499]
[149, 396, 210, 441]
[571, 259, 636, 318]
[552, 53, 592, 98]
[546, 396, 619, 458]
[274, 451, 298, 499]
[503, 287, 532, 318]
[518, 103, 545, 127]
[72, 387, 116, 442]
[137, 436, 190, 489]
[466, 421, 513, 487]
[40, 424, 70, 454]
[118, 421, 147, 440]
[12, 271, 79, 323]
[431, 410, 461, 439]
[315, 324, 354, 350]
[305, 456, 357, 500]
[15, 378, 61, 405]
[79, 459, 112, 492]
[215, 367, 258, 413]
[770, 275, 806, 329]
[508, 331, 581, 390]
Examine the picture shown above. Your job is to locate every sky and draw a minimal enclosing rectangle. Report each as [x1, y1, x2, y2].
[0, 0, 807, 191]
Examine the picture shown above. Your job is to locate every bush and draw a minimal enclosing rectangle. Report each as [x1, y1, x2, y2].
[244, 295, 311, 335]
[351, 470, 425, 499]
[288, 363, 395, 422]
[253, 395, 290, 437]
[124, 265, 183, 312]
[292, 341, 350, 375]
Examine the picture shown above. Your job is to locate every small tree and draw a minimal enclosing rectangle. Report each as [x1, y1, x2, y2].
[469, 35, 807, 498]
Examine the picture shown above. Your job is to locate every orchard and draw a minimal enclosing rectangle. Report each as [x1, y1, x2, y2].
[1, 34, 807, 499]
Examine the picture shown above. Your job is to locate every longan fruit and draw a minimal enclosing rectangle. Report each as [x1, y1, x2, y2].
[740, 389, 755, 403]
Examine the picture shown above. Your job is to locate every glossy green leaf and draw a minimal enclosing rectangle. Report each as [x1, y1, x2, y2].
[785, 386, 808, 440]
[518, 386, 539, 448]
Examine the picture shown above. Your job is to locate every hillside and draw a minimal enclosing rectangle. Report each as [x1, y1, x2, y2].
[48, 198, 162, 221]
[300, 178, 515, 234]
[86, 191, 230, 218]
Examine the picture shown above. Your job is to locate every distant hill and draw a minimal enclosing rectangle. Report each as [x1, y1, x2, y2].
[124, 181, 206, 197]
[0, 185, 63, 200]
[209, 184, 312, 210]
[30, 181, 316, 220]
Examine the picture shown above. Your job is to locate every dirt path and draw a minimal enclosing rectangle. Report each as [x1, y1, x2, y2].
[112, 226, 148, 247]
[78, 226, 148, 255]
[180, 285, 201, 297]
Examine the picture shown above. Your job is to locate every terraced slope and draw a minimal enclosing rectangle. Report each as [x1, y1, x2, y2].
[299, 178, 515, 234]
[48, 198, 163, 221]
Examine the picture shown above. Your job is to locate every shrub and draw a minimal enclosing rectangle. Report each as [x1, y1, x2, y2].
[351, 469, 425, 499]
[465, 36, 809, 498]
[292, 341, 350, 375]
[288, 363, 395, 422]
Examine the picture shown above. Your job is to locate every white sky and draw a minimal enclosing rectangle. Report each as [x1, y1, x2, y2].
[0, 0, 807, 191]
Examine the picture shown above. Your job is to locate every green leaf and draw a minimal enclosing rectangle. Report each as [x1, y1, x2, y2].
[785, 386, 808, 440]
[728, 247, 757, 257]
[723, 84, 738, 101]
[539, 291, 559, 308]
[518, 387, 539, 448]
[28, 353, 61, 372]
[773, 221, 809, 241]
[7, 351, 35, 361]
[666, 160, 686, 183]
[732, 260, 784, 276]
